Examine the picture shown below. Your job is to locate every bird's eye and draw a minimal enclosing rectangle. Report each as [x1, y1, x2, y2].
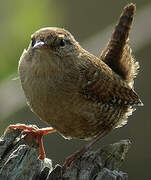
[31, 38, 35, 47]
[60, 39, 66, 47]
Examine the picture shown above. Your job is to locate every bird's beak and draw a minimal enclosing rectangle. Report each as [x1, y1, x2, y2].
[33, 41, 45, 49]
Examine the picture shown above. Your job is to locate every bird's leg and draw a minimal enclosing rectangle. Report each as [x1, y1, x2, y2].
[7, 124, 56, 160]
[62, 129, 111, 172]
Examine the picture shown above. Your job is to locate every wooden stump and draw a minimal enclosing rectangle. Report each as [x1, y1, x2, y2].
[0, 126, 130, 180]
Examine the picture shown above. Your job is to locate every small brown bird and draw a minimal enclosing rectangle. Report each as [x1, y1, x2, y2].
[8, 3, 142, 165]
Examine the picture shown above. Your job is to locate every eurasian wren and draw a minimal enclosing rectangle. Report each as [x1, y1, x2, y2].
[10, 3, 142, 162]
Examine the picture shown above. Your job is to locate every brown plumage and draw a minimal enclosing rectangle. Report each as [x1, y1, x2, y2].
[8, 3, 142, 163]
[100, 4, 139, 87]
[18, 3, 142, 142]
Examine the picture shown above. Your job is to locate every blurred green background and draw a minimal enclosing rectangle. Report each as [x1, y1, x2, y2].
[0, 0, 150, 179]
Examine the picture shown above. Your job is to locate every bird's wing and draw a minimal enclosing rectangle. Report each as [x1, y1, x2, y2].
[78, 53, 141, 106]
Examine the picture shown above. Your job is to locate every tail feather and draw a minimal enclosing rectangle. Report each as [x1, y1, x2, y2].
[100, 3, 138, 87]
[119, 43, 139, 87]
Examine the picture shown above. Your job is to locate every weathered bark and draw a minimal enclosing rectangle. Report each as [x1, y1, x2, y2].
[0, 126, 130, 180]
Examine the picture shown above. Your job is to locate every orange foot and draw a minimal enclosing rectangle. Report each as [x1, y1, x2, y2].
[7, 124, 56, 160]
